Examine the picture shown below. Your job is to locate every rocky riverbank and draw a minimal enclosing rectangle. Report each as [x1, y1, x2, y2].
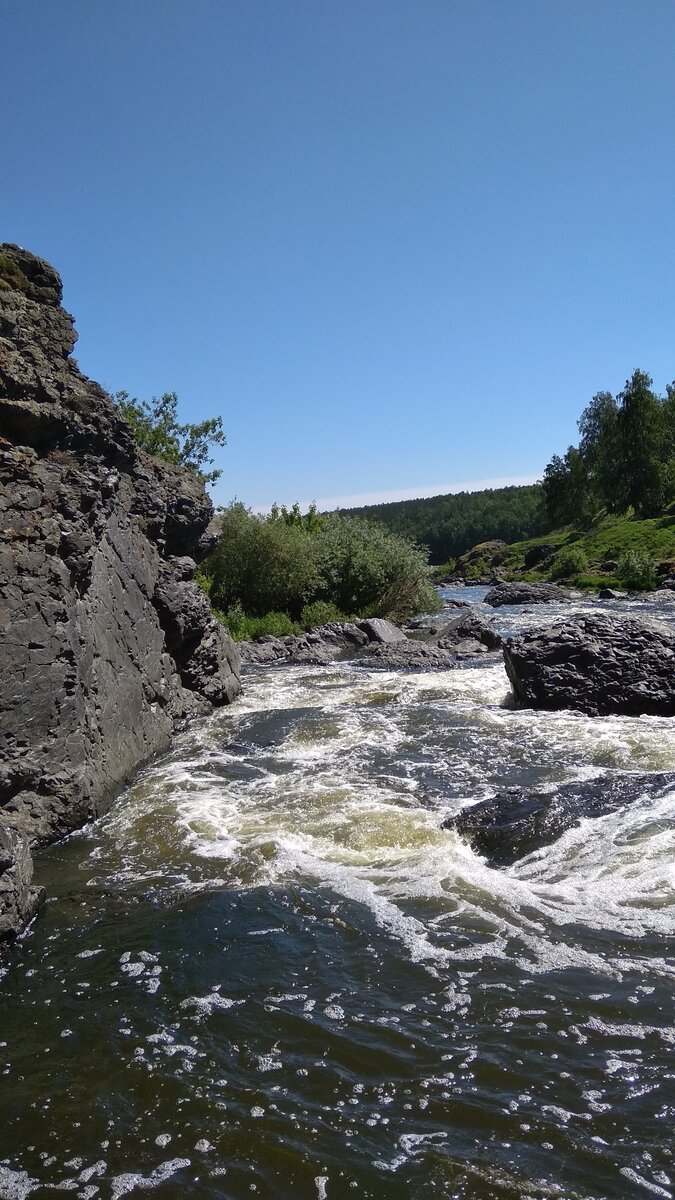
[0, 245, 240, 943]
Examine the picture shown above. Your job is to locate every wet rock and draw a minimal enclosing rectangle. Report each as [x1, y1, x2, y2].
[239, 622, 368, 666]
[0, 827, 45, 941]
[485, 581, 571, 607]
[355, 617, 407, 643]
[443, 772, 675, 865]
[503, 612, 675, 716]
[435, 611, 502, 650]
[0, 244, 241, 943]
[359, 641, 456, 669]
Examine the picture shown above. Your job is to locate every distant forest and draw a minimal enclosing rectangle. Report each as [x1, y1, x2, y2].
[343, 485, 546, 565]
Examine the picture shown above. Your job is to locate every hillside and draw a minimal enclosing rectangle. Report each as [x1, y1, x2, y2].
[496, 510, 675, 590]
[343, 484, 546, 565]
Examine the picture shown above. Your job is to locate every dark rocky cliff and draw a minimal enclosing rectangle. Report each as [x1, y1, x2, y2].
[0, 244, 240, 943]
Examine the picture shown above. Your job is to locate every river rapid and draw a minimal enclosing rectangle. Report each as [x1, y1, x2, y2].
[1, 588, 674, 1200]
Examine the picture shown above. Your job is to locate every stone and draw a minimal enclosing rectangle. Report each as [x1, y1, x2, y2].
[523, 544, 557, 569]
[443, 772, 675, 865]
[0, 244, 241, 944]
[503, 611, 675, 717]
[355, 617, 408, 643]
[434, 610, 502, 650]
[358, 641, 456, 669]
[0, 827, 45, 941]
[484, 581, 571, 608]
[597, 587, 626, 600]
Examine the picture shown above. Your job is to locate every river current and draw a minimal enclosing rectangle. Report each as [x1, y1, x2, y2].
[1, 589, 674, 1200]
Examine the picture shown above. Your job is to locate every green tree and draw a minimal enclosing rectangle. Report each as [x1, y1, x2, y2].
[112, 390, 226, 486]
[615, 370, 666, 517]
[542, 447, 594, 527]
[577, 390, 620, 511]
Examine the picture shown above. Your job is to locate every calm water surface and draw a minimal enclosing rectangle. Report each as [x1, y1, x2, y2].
[1, 590, 674, 1200]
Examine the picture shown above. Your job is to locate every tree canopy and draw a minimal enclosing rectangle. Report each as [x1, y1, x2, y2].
[112, 390, 226, 486]
[542, 369, 675, 525]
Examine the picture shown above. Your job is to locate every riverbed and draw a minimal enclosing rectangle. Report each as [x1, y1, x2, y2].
[1, 589, 674, 1200]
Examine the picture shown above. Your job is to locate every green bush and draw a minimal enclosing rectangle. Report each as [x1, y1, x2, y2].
[206, 504, 440, 625]
[300, 601, 346, 629]
[550, 545, 589, 579]
[217, 602, 300, 641]
[617, 551, 656, 591]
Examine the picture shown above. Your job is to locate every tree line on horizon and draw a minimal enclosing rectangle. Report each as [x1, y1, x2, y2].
[343, 485, 547, 565]
[542, 369, 675, 526]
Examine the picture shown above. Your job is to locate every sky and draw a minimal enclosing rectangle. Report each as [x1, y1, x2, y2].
[3, 1, 675, 511]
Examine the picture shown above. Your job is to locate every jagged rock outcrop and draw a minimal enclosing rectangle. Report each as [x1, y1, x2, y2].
[443, 772, 675, 865]
[504, 612, 675, 717]
[0, 244, 240, 942]
[485, 581, 571, 607]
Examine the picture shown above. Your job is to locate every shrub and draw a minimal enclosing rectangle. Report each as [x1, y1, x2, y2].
[550, 545, 589, 579]
[217, 602, 300, 641]
[206, 505, 440, 624]
[300, 601, 346, 629]
[617, 551, 656, 591]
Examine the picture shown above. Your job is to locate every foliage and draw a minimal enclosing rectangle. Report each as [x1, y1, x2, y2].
[497, 510, 675, 590]
[205, 503, 440, 631]
[112, 390, 226, 486]
[217, 603, 300, 641]
[617, 551, 657, 591]
[0, 250, 32, 295]
[300, 600, 346, 628]
[344, 485, 546, 566]
[208, 502, 320, 619]
[542, 369, 675, 526]
[550, 545, 589, 579]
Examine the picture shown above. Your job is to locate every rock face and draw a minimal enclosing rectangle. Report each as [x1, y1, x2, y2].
[0, 244, 240, 942]
[504, 612, 675, 717]
[485, 581, 571, 607]
[443, 772, 675, 865]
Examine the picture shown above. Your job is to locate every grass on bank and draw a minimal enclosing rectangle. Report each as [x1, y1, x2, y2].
[502, 510, 675, 590]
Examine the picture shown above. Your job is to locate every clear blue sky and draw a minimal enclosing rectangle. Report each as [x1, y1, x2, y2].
[4, 0, 675, 510]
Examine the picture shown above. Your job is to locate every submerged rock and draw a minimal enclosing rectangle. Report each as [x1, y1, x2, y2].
[443, 772, 675, 865]
[0, 244, 240, 943]
[504, 611, 675, 717]
[485, 581, 571, 607]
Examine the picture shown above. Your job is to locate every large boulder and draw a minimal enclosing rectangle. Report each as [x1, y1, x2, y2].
[485, 581, 571, 607]
[503, 612, 675, 716]
[0, 244, 240, 943]
[443, 771, 675, 865]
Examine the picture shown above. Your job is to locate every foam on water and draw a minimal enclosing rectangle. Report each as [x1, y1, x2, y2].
[85, 654, 675, 981]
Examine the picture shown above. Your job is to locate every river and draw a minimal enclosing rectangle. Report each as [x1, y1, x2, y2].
[1, 589, 674, 1200]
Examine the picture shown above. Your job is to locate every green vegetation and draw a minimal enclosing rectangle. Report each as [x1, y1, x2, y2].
[498, 510, 675, 591]
[542, 369, 675, 524]
[550, 545, 588, 580]
[204, 503, 441, 638]
[345, 485, 546, 565]
[112, 390, 226, 486]
[0, 250, 32, 295]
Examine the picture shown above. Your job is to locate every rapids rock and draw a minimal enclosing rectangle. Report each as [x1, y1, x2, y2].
[0, 243, 240, 943]
[444, 771, 675, 865]
[485, 581, 571, 607]
[503, 611, 675, 716]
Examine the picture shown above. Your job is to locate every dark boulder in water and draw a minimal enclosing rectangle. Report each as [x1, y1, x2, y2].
[435, 610, 502, 650]
[443, 772, 675, 865]
[485, 581, 571, 607]
[504, 612, 675, 717]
